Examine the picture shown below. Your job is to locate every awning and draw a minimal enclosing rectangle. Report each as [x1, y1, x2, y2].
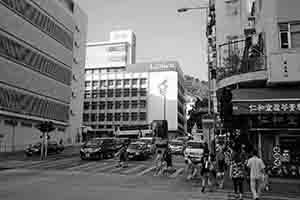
[232, 88, 300, 115]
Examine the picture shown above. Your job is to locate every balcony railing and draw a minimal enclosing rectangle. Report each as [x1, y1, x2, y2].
[217, 55, 266, 81]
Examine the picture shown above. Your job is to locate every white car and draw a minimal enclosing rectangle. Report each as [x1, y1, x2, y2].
[138, 137, 156, 154]
[184, 140, 205, 163]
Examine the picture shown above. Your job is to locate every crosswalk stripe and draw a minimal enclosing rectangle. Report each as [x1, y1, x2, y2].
[91, 163, 117, 173]
[122, 165, 145, 174]
[25, 157, 78, 169]
[81, 162, 110, 172]
[109, 165, 130, 173]
[67, 161, 98, 170]
[169, 167, 184, 178]
[136, 166, 156, 176]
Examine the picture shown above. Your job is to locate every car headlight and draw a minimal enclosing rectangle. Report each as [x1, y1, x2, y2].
[136, 152, 140, 155]
[33, 148, 39, 152]
[80, 148, 84, 152]
[94, 148, 101, 152]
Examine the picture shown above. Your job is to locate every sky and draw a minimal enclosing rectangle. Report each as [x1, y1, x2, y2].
[75, 0, 208, 80]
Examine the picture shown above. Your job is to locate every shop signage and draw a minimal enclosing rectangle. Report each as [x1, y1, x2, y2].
[249, 103, 300, 113]
[233, 101, 300, 114]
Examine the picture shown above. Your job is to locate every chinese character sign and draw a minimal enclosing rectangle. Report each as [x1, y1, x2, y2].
[248, 102, 300, 113]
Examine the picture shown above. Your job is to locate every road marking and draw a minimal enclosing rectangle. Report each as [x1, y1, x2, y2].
[169, 167, 184, 178]
[122, 165, 145, 174]
[25, 157, 79, 169]
[93, 163, 119, 173]
[109, 164, 131, 173]
[136, 166, 156, 176]
[67, 162, 95, 170]
[83, 162, 111, 172]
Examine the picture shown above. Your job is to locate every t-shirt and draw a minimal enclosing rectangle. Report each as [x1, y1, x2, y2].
[247, 156, 265, 179]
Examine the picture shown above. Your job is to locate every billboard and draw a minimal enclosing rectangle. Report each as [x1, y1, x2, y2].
[268, 52, 300, 83]
[86, 43, 128, 68]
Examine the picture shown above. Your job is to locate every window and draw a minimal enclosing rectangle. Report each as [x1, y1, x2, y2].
[124, 79, 130, 87]
[84, 90, 91, 99]
[98, 125, 105, 129]
[123, 113, 129, 121]
[107, 113, 113, 121]
[85, 70, 92, 79]
[140, 100, 146, 108]
[108, 80, 114, 87]
[85, 81, 91, 88]
[115, 113, 121, 121]
[100, 80, 107, 88]
[115, 89, 122, 97]
[140, 78, 146, 86]
[116, 80, 122, 87]
[83, 102, 90, 110]
[106, 125, 112, 128]
[115, 101, 121, 109]
[131, 88, 138, 97]
[92, 81, 99, 89]
[131, 112, 138, 121]
[279, 22, 300, 48]
[98, 113, 105, 121]
[139, 112, 146, 121]
[21, 122, 32, 127]
[107, 89, 114, 97]
[131, 100, 138, 108]
[91, 114, 97, 122]
[92, 90, 98, 98]
[91, 102, 97, 110]
[140, 88, 147, 96]
[83, 113, 89, 122]
[107, 101, 113, 109]
[123, 89, 130, 97]
[99, 101, 105, 110]
[123, 101, 129, 109]
[132, 79, 138, 87]
[99, 90, 106, 98]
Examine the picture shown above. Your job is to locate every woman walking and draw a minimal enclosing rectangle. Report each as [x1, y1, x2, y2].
[230, 151, 245, 200]
[201, 155, 211, 193]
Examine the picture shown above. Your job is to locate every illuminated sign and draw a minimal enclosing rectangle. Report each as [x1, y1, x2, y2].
[149, 62, 177, 72]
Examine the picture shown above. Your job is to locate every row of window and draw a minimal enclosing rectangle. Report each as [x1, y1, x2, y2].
[84, 100, 147, 110]
[83, 112, 147, 122]
[0, 0, 73, 50]
[86, 124, 148, 130]
[85, 78, 147, 89]
[84, 88, 147, 98]
[85, 67, 125, 76]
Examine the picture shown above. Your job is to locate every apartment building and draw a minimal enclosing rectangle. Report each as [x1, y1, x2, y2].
[212, 0, 300, 172]
[0, 0, 87, 152]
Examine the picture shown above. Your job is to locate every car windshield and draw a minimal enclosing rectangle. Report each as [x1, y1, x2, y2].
[84, 139, 103, 147]
[169, 141, 183, 146]
[128, 143, 144, 149]
[187, 142, 204, 149]
[139, 139, 151, 144]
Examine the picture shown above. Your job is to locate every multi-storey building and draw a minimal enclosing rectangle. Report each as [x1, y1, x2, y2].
[0, 0, 87, 152]
[213, 0, 300, 171]
[83, 59, 186, 138]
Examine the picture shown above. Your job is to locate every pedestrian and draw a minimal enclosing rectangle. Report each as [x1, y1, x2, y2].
[230, 151, 245, 200]
[216, 146, 226, 189]
[115, 144, 128, 168]
[247, 149, 265, 200]
[154, 149, 164, 176]
[185, 156, 197, 180]
[201, 155, 211, 193]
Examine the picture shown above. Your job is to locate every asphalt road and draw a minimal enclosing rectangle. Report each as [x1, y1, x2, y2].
[1, 151, 300, 200]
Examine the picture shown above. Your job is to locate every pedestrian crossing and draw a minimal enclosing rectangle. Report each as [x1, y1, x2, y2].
[0, 157, 188, 179]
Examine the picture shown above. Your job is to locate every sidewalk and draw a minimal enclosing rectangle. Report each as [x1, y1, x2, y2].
[0, 143, 82, 161]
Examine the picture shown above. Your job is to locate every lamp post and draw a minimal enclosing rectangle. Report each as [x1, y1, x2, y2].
[178, 5, 214, 151]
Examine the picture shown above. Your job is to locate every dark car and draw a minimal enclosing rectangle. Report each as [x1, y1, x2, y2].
[80, 138, 116, 160]
[126, 142, 149, 160]
[25, 141, 64, 156]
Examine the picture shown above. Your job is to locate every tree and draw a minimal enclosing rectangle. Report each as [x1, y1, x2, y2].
[187, 98, 209, 133]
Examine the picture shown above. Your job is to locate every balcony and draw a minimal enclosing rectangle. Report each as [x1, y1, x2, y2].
[217, 55, 267, 89]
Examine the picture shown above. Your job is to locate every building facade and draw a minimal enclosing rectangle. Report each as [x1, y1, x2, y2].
[84, 38, 186, 138]
[0, 0, 87, 152]
[213, 0, 300, 176]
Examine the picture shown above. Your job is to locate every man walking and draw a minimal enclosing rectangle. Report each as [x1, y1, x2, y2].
[247, 149, 265, 200]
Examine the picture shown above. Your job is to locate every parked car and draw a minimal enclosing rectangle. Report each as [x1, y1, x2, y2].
[80, 137, 116, 160]
[25, 141, 64, 156]
[138, 137, 156, 155]
[168, 140, 184, 155]
[126, 141, 149, 160]
[184, 140, 205, 163]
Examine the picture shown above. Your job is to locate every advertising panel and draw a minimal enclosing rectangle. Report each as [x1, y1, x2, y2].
[268, 52, 300, 83]
[86, 43, 128, 68]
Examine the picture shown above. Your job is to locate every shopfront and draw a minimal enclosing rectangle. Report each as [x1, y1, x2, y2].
[232, 88, 300, 178]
